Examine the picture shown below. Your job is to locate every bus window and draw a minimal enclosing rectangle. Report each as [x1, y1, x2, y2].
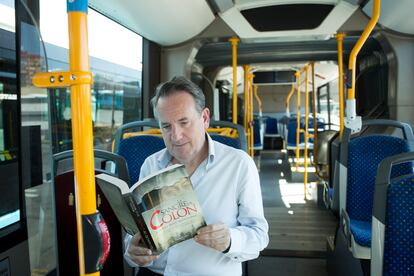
[39, 0, 143, 153]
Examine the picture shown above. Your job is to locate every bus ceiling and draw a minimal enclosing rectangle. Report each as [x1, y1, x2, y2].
[89, 0, 414, 46]
[87, 0, 385, 47]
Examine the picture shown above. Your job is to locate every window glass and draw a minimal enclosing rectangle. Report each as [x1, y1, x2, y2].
[40, 0, 143, 152]
[0, 0, 20, 232]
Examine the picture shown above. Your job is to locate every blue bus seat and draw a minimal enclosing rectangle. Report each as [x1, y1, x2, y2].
[208, 120, 248, 153]
[340, 120, 414, 259]
[264, 117, 280, 137]
[117, 135, 165, 184]
[372, 152, 414, 276]
[210, 134, 242, 150]
[253, 119, 263, 150]
[286, 119, 312, 150]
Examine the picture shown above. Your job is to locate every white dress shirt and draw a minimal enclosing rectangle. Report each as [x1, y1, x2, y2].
[124, 134, 269, 276]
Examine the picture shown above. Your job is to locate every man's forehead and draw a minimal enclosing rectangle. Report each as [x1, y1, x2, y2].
[160, 115, 191, 124]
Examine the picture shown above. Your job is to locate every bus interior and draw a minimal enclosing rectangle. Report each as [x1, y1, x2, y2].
[1, 0, 414, 275]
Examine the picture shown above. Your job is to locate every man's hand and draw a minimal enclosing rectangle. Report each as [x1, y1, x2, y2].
[127, 233, 159, 266]
[194, 223, 231, 252]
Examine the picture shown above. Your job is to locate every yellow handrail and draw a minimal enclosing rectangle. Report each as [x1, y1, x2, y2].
[243, 65, 250, 133]
[310, 62, 320, 172]
[249, 73, 255, 157]
[286, 82, 295, 116]
[303, 65, 309, 200]
[32, 1, 98, 275]
[69, 8, 98, 276]
[336, 32, 346, 139]
[229, 37, 240, 124]
[253, 84, 262, 115]
[295, 71, 301, 171]
[347, 0, 380, 101]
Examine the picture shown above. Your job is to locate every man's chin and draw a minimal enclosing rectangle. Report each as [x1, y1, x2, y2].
[172, 152, 192, 164]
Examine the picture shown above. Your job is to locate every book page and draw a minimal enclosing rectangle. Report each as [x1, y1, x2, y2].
[140, 178, 206, 253]
[130, 163, 185, 196]
[95, 174, 139, 235]
[131, 166, 206, 253]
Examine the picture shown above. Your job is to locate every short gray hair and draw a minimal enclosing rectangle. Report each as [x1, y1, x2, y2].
[151, 76, 205, 116]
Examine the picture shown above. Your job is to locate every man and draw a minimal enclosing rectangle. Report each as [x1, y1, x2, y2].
[124, 76, 268, 275]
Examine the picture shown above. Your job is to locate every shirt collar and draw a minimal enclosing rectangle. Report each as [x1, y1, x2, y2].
[156, 133, 216, 169]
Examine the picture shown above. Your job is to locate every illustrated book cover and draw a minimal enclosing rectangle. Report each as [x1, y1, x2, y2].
[95, 164, 206, 254]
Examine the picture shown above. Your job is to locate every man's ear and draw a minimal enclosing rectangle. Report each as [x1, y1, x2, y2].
[202, 108, 210, 128]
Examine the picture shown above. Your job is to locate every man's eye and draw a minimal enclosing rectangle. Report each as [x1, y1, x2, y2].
[180, 121, 188, 126]
[162, 125, 171, 130]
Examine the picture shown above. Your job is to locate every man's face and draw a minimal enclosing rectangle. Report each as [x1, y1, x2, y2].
[156, 91, 210, 165]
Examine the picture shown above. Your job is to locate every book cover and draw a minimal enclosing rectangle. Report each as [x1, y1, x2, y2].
[96, 164, 206, 254]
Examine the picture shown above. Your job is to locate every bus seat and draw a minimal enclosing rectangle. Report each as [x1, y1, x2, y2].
[340, 119, 414, 259]
[117, 135, 165, 184]
[210, 134, 242, 150]
[371, 152, 414, 276]
[315, 130, 337, 181]
[253, 119, 263, 150]
[209, 120, 248, 153]
[286, 119, 312, 150]
[264, 117, 280, 137]
[53, 149, 132, 276]
[323, 132, 340, 213]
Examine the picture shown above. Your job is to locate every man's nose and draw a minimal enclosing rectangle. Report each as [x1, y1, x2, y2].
[171, 125, 183, 142]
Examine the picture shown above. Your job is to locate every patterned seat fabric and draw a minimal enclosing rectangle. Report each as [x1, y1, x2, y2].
[287, 120, 304, 147]
[210, 135, 241, 150]
[117, 135, 165, 184]
[349, 219, 372, 246]
[383, 176, 414, 275]
[265, 117, 278, 135]
[253, 119, 262, 147]
[347, 135, 412, 246]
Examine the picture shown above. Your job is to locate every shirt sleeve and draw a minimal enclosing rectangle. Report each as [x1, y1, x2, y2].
[224, 155, 269, 262]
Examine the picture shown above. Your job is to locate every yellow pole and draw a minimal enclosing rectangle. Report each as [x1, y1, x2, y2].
[286, 82, 295, 116]
[253, 84, 262, 114]
[243, 65, 249, 133]
[295, 71, 301, 170]
[336, 33, 345, 139]
[249, 73, 255, 157]
[229, 37, 240, 124]
[347, 0, 380, 100]
[311, 63, 318, 166]
[68, 9, 99, 276]
[32, 2, 101, 275]
[304, 65, 309, 200]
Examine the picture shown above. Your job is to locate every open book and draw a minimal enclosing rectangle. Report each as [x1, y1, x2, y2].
[96, 164, 206, 254]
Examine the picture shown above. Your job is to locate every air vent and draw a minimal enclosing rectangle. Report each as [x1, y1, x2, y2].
[254, 71, 296, 84]
[240, 4, 334, 32]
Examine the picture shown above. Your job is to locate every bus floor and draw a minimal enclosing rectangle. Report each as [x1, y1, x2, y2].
[248, 150, 338, 276]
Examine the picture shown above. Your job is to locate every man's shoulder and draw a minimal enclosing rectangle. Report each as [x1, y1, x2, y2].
[141, 148, 168, 170]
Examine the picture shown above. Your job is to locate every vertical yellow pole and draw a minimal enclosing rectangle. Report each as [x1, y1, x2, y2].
[311, 63, 318, 166]
[67, 2, 98, 276]
[243, 65, 249, 133]
[295, 71, 301, 171]
[304, 65, 309, 200]
[229, 37, 240, 124]
[336, 33, 345, 139]
[249, 73, 255, 157]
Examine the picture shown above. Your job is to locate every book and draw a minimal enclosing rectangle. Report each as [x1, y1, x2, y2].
[95, 164, 206, 254]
